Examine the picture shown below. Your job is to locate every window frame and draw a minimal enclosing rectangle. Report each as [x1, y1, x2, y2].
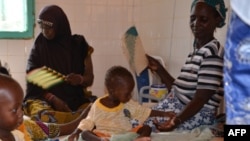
[0, 0, 35, 39]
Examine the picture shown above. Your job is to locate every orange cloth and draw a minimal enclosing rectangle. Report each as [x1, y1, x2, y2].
[16, 123, 32, 141]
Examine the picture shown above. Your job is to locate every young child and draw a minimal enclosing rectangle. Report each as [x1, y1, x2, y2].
[0, 74, 25, 141]
[68, 66, 175, 141]
[0, 73, 91, 141]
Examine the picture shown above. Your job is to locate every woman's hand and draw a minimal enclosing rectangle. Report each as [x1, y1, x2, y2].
[153, 116, 179, 132]
[146, 54, 163, 72]
[65, 73, 83, 86]
[164, 111, 176, 118]
[51, 96, 72, 112]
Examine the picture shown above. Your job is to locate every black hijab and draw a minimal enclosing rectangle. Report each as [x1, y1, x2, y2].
[38, 5, 71, 39]
[25, 5, 90, 110]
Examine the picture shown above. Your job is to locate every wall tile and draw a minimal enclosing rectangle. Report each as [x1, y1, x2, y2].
[8, 55, 26, 73]
[7, 40, 26, 55]
[0, 40, 8, 55]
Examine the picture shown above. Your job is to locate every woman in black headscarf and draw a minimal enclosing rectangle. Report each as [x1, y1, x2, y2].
[23, 5, 94, 124]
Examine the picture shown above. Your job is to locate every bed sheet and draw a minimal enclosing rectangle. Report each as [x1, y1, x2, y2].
[55, 129, 223, 141]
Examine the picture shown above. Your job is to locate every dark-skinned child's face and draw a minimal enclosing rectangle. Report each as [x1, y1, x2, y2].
[108, 76, 135, 103]
[0, 76, 24, 133]
[190, 2, 220, 41]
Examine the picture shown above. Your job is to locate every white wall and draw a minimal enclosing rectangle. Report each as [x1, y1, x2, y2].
[0, 0, 230, 99]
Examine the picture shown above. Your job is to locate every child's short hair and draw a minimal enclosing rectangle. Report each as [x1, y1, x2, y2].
[105, 66, 134, 87]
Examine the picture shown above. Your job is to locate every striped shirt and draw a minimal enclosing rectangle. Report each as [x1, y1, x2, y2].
[173, 39, 224, 109]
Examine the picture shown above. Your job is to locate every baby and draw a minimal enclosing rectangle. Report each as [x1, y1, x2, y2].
[0, 72, 90, 141]
[0, 74, 25, 140]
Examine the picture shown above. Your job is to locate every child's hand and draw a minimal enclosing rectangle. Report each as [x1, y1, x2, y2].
[134, 137, 151, 141]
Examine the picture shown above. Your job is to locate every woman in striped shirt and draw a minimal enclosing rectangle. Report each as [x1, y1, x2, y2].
[145, 0, 227, 132]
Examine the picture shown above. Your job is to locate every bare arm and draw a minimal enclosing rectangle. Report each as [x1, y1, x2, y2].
[146, 54, 175, 90]
[176, 89, 214, 125]
[65, 46, 94, 87]
[81, 46, 94, 87]
[149, 110, 175, 118]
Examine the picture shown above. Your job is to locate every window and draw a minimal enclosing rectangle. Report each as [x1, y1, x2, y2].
[0, 0, 34, 39]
